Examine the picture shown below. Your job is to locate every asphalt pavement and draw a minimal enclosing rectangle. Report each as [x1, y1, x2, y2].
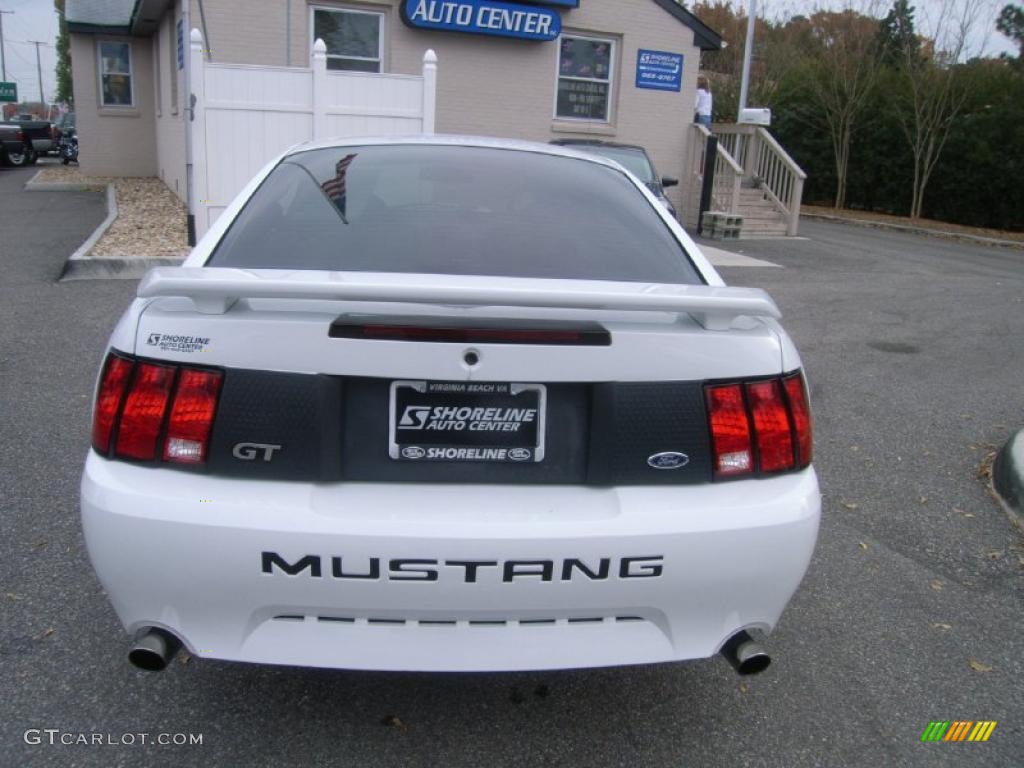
[1, 165, 1022, 767]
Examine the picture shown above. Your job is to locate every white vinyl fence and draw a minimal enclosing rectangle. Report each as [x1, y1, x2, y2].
[188, 29, 438, 238]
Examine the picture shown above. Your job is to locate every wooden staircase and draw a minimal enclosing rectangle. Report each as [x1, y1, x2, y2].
[684, 124, 807, 239]
[736, 185, 789, 238]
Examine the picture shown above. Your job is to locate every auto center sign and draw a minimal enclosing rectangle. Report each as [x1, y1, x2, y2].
[635, 50, 683, 92]
[401, 0, 578, 41]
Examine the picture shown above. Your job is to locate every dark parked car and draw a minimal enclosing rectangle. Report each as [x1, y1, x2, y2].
[550, 139, 679, 219]
[0, 123, 35, 167]
[54, 111, 76, 142]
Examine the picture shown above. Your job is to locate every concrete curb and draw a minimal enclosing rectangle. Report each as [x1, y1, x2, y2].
[802, 212, 1024, 251]
[24, 170, 106, 192]
[57, 184, 119, 279]
[60, 255, 187, 280]
[992, 430, 1024, 530]
[39, 180, 188, 280]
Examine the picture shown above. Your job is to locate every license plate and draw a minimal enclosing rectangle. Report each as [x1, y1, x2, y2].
[389, 381, 546, 463]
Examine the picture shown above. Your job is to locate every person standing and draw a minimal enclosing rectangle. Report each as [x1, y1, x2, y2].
[694, 75, 713, 126]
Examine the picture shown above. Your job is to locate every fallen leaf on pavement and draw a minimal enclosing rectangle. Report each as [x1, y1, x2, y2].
[381, 715, 409, 731]
[859, 542, 869, 551]
[931, 623, 952, 631]
[930, 580, 943, 591]
[5, 593, 25, 600]
[35, 628, 55, 641]
[985, 550, 1004, 561]
[842, 502, 859, 510]
[967, 660, 993, 673]
[919, 496, 928, 504]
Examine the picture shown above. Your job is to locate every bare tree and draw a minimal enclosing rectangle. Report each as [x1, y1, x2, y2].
[893, 0, 990, 218]
[798, 5, 885, 209]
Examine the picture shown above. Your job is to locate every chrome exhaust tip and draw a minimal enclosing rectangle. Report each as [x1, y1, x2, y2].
[128, 628, 182, 672]
[720, 630, 771, 676]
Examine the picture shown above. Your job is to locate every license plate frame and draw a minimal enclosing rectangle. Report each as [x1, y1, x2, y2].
[388, 380, 547, 463]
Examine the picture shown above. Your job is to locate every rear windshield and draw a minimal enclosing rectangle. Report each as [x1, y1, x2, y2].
[209, 145, 700, 284]
[572, 146, 655, 183]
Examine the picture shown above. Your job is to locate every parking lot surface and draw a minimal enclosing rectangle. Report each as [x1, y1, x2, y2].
[2, 165, 1022, 766]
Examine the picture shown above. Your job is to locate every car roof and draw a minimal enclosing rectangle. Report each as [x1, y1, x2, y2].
[286, 134, 631, 173]
[549, 139, 647, 152]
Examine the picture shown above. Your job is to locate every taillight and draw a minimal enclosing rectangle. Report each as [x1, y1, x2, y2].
[115, 362, 176, 460]
[783, 373, 812, 467]
[746, 379, 795, 473]
[705, 371, 812, 480]
[163, 368, 223, 464]
[91, 354, 135, 453]
[705, 383, 753, 477]
[90, 352, 223, 465]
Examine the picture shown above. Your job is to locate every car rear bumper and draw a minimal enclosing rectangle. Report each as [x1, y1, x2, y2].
[81, 452, 820, 672]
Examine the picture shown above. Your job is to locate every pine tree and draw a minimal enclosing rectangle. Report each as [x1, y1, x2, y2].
[55, 0, 73, 105]
[997, 4, 1024, 61]
[878, 0, 920, 66]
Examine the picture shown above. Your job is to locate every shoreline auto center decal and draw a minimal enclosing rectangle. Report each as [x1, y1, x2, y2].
[635, 49, 683, 92]
[145, 332, 210, 354]
[390, 381, 546, 462]
[401, 0, 578, 41]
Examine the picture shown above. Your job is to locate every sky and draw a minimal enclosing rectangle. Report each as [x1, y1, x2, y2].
[0, 0, 58, 104]
[0, 0, 1017, 106]
[728, 0, 1016, 58]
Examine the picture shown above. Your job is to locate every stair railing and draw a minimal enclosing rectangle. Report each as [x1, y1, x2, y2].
[711, 123, 807, 236]
[690, 124, 744, 223]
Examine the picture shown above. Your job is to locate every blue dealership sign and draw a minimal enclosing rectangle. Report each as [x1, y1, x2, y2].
[635, 49, 683, 92]
[401, 0, 562, 41]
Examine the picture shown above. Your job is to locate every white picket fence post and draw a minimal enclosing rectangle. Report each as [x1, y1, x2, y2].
[421, 49, 437, 135]
[312, 38, 327, 139]
[189, 28, 209, 238]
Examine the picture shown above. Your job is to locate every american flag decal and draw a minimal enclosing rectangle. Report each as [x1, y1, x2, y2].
[321, 153, 358, 216]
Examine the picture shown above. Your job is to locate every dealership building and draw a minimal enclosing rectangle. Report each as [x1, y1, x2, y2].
[65, 0, 727, 232]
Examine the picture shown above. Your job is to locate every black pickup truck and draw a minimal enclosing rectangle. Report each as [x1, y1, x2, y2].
[0, 123, 36, 167]
[1, 115, 56, 162]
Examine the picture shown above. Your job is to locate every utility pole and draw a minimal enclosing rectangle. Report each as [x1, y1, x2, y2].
[737, 0, 757, 115]
[28, 40, 46, 104]
[0, 9, 14, 82]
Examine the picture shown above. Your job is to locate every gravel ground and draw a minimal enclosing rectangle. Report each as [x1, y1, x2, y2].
[33, 166, 188, 259]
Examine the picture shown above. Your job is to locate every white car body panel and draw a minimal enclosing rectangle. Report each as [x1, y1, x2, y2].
[82, 135, 820, 673]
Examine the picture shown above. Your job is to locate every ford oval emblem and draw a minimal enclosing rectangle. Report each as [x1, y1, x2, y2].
[401, 446, 426, 460]
[508, 448, 532, 462]
[647, 451, 690, 470]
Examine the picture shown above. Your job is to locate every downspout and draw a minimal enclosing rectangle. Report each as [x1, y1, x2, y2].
[183, 0, 195, 245]
[197, 0, 212, 60]
[286, 0, 292, 66]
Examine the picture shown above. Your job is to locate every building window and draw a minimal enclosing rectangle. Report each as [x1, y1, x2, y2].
[98, 41, 133, 106]
[312, 7, 383, 73]
[555, 35, 614, 122]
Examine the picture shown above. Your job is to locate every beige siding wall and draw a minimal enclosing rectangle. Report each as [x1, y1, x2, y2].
[200, 0, 703, 212]
[70, 33, 158, 177]
[154, 6, 188, 202]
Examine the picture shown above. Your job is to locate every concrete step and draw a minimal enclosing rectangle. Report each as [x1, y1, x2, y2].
[739, 224, 788, 238]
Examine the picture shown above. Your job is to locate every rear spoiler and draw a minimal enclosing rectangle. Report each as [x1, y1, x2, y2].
[137, 267, 780, 331]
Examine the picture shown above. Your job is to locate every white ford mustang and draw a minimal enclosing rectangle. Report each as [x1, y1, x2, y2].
[80, 136, 820, 675]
